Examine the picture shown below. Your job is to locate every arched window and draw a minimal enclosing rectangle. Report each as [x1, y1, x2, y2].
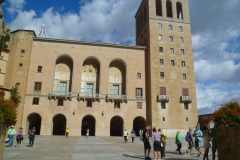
[166, 0, 173, 18]
[176, 2, 183, 19]
[156, 0, 162, 16]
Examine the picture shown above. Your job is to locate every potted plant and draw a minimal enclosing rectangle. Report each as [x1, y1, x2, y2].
[212, 99, 240, 160]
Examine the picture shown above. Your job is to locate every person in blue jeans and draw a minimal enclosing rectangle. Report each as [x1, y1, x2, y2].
[131, 129, 136, 143]
[193, 126, 202, 157]
[7, 125, 16, 147]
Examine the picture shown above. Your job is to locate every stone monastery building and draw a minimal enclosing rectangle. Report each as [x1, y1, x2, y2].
[2, 0, 198, 136]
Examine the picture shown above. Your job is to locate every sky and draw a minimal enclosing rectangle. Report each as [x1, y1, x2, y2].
[2, 0, 240, 115]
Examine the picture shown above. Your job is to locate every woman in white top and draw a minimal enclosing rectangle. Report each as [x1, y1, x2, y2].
[123, 129, 128, 143]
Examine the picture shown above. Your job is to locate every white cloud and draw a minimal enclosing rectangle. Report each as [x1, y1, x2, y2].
[6, 0, 26, 15]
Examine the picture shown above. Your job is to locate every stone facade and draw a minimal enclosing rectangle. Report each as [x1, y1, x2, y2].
[2, 0, 198, 137]
[135, 0, 198, 136]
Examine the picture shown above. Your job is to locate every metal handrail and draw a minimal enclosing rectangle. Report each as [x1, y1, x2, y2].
[181, 96, 193, 102]
[78, 93, 101, 98]
[107, 94, 128, 100]
[49, 91, 72, 96]
[158, 95, 170, 101]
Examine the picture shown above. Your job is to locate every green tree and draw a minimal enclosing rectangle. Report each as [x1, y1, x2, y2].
[10, 86, 21, 106]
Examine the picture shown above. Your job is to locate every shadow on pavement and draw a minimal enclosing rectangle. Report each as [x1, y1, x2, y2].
[122, 154, 145, 159]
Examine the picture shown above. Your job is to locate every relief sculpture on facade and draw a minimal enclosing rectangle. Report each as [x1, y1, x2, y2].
[54, 72, 70, 80]
[82, 64, 97, 81]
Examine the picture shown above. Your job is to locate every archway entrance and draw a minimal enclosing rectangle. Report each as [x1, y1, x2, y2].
[81, 115, 95, 136]
[133, 116, 146, 136]
[27, 113, 42, 135]
[110, 116, 124, 136]
[53, 114, 66, 135]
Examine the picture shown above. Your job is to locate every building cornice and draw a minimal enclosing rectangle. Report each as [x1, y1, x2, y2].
[33, 37, 146, 50]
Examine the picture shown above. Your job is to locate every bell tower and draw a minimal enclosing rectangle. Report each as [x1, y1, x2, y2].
[136, 0, 198, 136]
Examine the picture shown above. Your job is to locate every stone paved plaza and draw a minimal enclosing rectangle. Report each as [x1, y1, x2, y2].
[3, 136, 218, 160]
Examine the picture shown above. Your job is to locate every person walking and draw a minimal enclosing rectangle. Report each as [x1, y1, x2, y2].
[28, 127, 36, 147]
[123, 129, 128, 143]
[186, 128, 194, 154]
[152, 127, 161, 160]
[131, 129, 136, 143]
[86, 128, 90, 137]
[175, 131, 182, 154]
[202, 129, 211, 160]
[210, 125, 217, 160]
[193, 126, 202, 157]
[66, 128, 69, 137]
[143, 125, 151, 160]
[16, 127, 23, 148]
[159, 129, 167, 160]
[7, 125, 16, 148]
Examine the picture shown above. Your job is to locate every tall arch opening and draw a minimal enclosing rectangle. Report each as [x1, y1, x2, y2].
[27, 113, 42, 135]
[133, 116, 146, 136]
[110, 116, 124, 136]
[81, 115, 96, 136]
[166, 0, 173, 18]
[108, 59, 126, 96]
[53, 114, 66, 135]
[176, 2, 183, 19]
[53, 55, 73, 94]
[80, 57, 100, 98]
[156, 0, 162, 16]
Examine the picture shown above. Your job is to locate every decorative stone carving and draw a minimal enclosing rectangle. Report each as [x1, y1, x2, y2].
[54, 72, 70, 80]
[109, 75, 122, 83]
[82, 64, 97, 81]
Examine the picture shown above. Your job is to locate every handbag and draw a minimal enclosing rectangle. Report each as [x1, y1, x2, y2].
[161, 142, 163, 147]
[5, 138, 9, 144]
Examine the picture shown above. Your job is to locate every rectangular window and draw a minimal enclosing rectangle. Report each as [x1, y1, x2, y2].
[15, 83, 20, 89]
[181, 61, 185, 67]
[137, 102, 142, 109]
[186, 117, 189, 121]
[32, 98, 39, 105]
[168, 25, 173, 30]
[137, 73, 141, 79]
[20, 50, 25, 57]
[34, 82, 42, 91]
[182, 74, 186, 80]
[163, 117, 165, 121]
[169, 36, 173, 42]
[161, 102, 166, 109]
[181, 49, 185, 55]
[170, 48, 174, 54]
[59, 82, 67, 92]
[18, 63, 23, 70]
[182, 88, 189, 96]
[180, 37, 184, 43]
[160, 87, 166, 95]
[171, 60, 175, 66]
[112, 85, 119, 94]
[37, 66, 42, 72]
[184, 103, 189, 110]
[158, 23, 162, 29]
[158, 35, 163, 41]
[160, 72, 164, 78]
[160, 59, 164, 65]
[159, 47, 163, 53]
[86, 83, 94, 93]
[179, 26, 183, 32]
[58, 99, 64, 106]
[114, 102, 120, 108]
[86, 101, 92, 107]
[136, 88, 142, 97]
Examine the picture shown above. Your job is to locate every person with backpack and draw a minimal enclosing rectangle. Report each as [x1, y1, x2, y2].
[185, 128, 194, 154]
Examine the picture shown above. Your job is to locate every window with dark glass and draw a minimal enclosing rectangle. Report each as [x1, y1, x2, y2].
[34, 82, 42, 91]
[32, 98, 39, 105]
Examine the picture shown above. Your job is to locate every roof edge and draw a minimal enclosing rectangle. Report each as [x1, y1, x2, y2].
[11, 29, 37, 36]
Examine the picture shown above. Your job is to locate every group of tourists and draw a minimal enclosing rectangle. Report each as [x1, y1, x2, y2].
[5, 125, 36, 148]
[124, 125, 217, 160]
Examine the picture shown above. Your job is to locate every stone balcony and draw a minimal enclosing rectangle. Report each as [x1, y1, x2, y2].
[48, 91, 72, 100]
[78, 93, 101, 101]
[180, 96, 192, 103]
[157, 95, 170, 102]
[106, 94, 128, 102]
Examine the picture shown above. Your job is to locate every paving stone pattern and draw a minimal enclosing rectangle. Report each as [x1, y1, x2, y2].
[3, 136, 218, 160]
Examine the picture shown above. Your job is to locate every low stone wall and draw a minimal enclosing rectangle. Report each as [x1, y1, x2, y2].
[216, 127, 240, 160]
